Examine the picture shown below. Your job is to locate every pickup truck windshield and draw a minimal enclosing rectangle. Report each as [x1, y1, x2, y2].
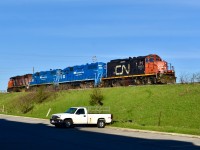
[65, 108, 77, 114]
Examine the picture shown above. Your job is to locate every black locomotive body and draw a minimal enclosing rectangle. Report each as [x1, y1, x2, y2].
[107, 56, 146, 77]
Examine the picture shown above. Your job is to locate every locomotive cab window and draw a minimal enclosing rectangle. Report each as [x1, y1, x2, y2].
[156, 56, 161, 61]
[149, 57, 154, 62]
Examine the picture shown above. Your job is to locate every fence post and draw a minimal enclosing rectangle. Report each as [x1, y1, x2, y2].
[46, 108, 51, 117]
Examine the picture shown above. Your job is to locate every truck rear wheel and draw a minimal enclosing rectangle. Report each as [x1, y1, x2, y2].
[64, 119, 73, 128]
[97, 119, 105, 128]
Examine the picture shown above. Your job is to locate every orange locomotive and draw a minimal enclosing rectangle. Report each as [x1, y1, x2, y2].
[7, 74, 32, 92]
[102, 54, 176, 86]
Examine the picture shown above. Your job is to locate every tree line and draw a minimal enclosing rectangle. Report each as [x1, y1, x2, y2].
[179, 72, 200, 84]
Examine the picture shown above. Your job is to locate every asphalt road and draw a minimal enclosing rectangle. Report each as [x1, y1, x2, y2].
[0, 114, 200, 150]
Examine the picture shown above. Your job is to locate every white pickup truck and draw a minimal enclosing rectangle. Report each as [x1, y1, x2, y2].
[50, 107, 113, 128]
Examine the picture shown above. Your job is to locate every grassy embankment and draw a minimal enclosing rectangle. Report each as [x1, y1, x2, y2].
[0, 84, 200, 135]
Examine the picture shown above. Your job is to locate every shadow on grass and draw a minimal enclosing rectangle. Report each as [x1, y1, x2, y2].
[0, 119, 199, 150]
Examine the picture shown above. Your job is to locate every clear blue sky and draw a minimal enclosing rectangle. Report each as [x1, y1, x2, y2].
[0, 0, 200, 90]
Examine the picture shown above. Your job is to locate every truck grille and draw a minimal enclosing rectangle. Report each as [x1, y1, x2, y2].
[52, 115, 59, 120]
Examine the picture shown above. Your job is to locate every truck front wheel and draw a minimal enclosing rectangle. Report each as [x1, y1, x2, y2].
[97, 119, 105, 128]
[64, 119, 73, 128]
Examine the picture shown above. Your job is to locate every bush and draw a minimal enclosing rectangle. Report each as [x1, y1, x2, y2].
[13, 87, 58, 114]
[35, 87, 52, 103]
[13, 93, 35, 114]
[89, 88, 104, 106]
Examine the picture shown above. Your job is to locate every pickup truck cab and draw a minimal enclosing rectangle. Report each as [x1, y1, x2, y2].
[50, 107, 112, 128]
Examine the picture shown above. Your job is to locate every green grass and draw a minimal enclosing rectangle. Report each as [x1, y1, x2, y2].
[0, 84, 200, 135]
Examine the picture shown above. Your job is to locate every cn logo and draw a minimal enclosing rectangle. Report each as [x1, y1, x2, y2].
[114, 64, 130, 75]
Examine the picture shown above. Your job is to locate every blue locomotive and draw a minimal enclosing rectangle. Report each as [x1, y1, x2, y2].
[29, 62, 106, 90]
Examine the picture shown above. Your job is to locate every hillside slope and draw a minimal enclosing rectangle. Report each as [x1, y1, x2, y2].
[0, 84, 200, 135]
